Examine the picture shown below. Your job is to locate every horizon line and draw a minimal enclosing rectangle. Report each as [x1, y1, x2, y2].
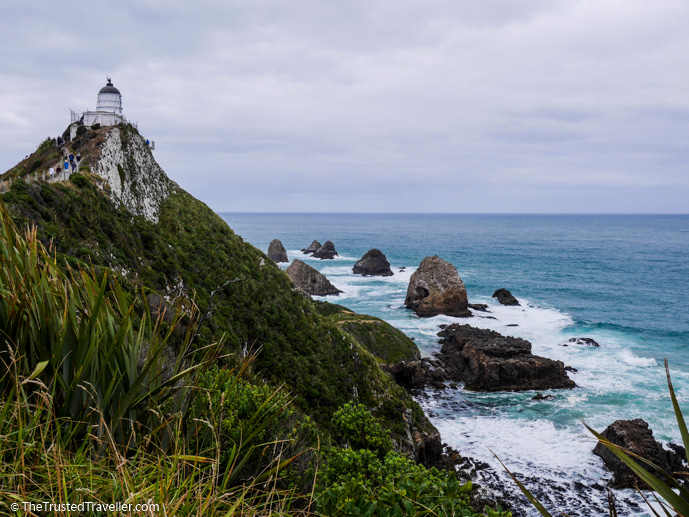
[216, 211, 689, 216]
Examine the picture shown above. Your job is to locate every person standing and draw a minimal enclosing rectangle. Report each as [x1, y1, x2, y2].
[76, 153, 81, 163]
[49, 167, 55, 180]
[56, 165, 61, 180]
[64, 160, 69, 178]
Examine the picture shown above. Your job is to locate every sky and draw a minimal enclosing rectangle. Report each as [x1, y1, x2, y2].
[1, 1, 688, 213]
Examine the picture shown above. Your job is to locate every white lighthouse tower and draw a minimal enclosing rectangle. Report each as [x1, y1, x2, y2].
[96, 78, 123, 115]
[71, 78, 126, 128]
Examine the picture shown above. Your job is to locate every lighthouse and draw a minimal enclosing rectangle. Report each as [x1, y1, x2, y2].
[71, 78, 126, 128]
[96, 78, 123, 115]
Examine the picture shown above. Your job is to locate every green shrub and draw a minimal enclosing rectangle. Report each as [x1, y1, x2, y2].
[331, 402, 391, 456]
[69, 173, 88, 188]
[76, 125, 87, 136]
[317, 470, 506, 517]
[189, 366, 294, 483]
[91, 123, 101, 130]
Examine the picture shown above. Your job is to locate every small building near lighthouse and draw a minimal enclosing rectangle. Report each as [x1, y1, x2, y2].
[70, 78, 127, 128]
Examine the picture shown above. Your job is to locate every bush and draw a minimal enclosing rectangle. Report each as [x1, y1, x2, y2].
[76, 126, 87, 136]
[91, 123, 101, 130]
[70, 173, 88, 188]
[317, 469, 506, 517]
[189, 366, 294, 483]
[331, 402, 391, 456]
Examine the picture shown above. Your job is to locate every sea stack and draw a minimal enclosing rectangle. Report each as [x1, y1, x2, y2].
[312, 240, 338, 260]
[302, 240, 322, 254]
[405, 256, 471, 317]
[285, 259, 342, 296]
[492, 288, 520, 306]
[352, 249, 393, 277]
[267, 239, 289, 263]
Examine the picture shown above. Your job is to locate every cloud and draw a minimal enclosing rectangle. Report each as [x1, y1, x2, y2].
[2, 0, 689, 212]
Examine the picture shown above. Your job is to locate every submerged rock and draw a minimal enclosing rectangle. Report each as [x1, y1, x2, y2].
[267, 239, 288, 263]
[353, 249, 393, 277]
[594, 419, 687, 488]
[285, 259, 342, 296]
[468, 303, 490, 312]
[405, 256, 471, 318]
[302, 240, 321, 254]
[492, 288, 520, 306]
[436, 324, 576, 391]
[312, 240, 338, 259]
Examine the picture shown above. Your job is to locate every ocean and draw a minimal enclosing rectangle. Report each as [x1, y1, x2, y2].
[219, 212, 689, 516]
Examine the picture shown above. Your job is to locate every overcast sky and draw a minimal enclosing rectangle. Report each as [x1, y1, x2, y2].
[2, 1, 688, 213]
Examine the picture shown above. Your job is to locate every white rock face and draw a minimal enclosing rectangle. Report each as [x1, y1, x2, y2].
[93, 127, 171, 222]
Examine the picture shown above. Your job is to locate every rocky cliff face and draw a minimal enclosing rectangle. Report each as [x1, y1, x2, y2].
[92, 125, 172, 223]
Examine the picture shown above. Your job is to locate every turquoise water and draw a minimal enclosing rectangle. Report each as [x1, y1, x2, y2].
[220, 213, 689, 515]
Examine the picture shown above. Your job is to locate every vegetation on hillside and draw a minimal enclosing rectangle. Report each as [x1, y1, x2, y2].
[314, 302, 420, 364]
[1, 175, 431, 445]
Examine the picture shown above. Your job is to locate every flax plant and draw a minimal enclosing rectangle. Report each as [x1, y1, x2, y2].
[0, 200, 200, 449]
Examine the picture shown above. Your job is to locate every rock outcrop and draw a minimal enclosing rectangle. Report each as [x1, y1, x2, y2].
[593, 419, 687, 488]
[353, 249, 393, 277]
[492, 288, 520, 306]
[312, 240, 338, 259]
[92, 125, 172, 222]
[285, 259, 341, 296]
[405, 256, 471, 318]
[563, 337, 600, 347]
[267, 239, 288, 263]
[302, 240, 321, 254]
[385, 359, 448, 390]
[436, 324, 576, 391]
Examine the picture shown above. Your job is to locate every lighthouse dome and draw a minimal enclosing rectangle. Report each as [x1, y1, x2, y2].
[98, 81, 121, 95]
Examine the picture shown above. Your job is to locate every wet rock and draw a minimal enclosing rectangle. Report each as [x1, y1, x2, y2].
[384, 358, 447, 390]
[506, 324, 519, 327]
[563, 337, 600, 347]
[468, 303, 490, 312]
[302, 240, 321, 254]
[492, 288, 520, 306]
[532, 393, 554, 400]
[352, 248, 393, 276]
[436, 324, 576, 391]
[285, 259, 342, 296]
[312, 240, 338, 259]
[593, 419, 688, 488]
[267, 238, 288, 263]
[565, 366, 579, 373]
[405, 255, 471, 318]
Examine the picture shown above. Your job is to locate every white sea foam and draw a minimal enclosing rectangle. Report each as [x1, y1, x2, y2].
[619, 349, 657, 368]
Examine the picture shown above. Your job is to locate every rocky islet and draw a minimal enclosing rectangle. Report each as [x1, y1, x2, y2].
[352, 248, 393, 276]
